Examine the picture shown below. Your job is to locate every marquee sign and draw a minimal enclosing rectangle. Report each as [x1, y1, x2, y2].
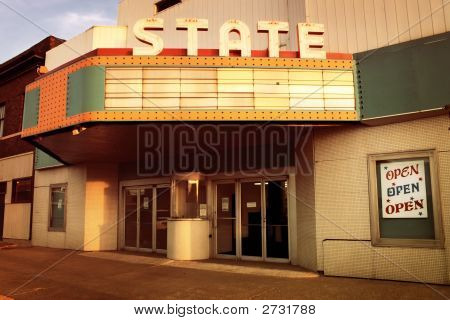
[133, 18, 326, 59]
[23, 13, 358, 139]
[380, 160, 428, 219]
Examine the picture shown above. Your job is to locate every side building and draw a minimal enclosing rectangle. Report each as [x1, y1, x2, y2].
[0, 36, 64, 241]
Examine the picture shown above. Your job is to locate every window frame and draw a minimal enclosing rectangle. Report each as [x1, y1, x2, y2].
[154, 0, 182, 14]
[368, 149, 444, 248]
[48, 183, 68, 232]
[0, 103, 5, 137]
[11, 177, 33, 204]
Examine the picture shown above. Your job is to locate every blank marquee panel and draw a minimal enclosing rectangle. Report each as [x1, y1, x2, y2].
[105, 67, 356, 112]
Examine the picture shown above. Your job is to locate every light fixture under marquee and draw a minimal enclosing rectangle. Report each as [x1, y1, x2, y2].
[133, 18, 326, 59]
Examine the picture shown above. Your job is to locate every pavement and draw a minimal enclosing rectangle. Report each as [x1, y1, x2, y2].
[0, 239, 32, 250]
[0, 246, 449, 300]
[0, 242, 16, 250]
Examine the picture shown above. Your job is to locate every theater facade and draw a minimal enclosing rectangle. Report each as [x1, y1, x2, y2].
[21, 0, 449, 284]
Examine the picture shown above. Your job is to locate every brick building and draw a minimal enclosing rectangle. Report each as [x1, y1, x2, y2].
[0, 36, 63, 240]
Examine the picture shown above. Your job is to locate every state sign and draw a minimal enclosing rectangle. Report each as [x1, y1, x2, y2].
[133, 18, 326, 59]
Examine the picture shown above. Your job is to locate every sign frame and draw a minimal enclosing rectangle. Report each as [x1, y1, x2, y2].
[368, 149, 444, 248]
[380, 159, 428, 219]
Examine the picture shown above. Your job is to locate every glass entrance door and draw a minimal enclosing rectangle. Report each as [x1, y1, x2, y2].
[216, 183, 237, 256]
[240, 181, 263, 259]
[124, 189, 138, 248]
[139, 188, 153, 250]
[265, 180, 289, 260]
[156, 187, 171, 251]
[124, 185, 171, 252]
[214, 179, 289, 262]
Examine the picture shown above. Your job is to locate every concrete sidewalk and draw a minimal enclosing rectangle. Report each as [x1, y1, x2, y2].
[0, 240, 32, 250]
[0, 247, 449, 300]
[0, 242, 16, 250]
[80, 251, 319, 279]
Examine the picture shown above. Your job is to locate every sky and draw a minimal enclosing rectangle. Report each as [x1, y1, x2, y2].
[0, 0, 119, 63]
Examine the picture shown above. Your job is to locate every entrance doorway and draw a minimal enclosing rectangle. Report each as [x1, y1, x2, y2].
[0, 182, 6, 240]
[124, 185, 171, 252]
[215, 179, 289, 262]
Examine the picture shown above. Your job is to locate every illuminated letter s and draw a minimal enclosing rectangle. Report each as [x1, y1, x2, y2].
[133, 18, 164, 56]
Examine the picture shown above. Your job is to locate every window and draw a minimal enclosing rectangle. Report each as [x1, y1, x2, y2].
[155, 0, 181, 13]
[49, 184, 67, 231]
[368, 150, 444, 248]
[0, 104, 5, 137]
[11, 177, 33, 203]
[173, 179, 207, 218]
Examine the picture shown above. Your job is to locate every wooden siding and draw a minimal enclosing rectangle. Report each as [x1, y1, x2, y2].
[0, 153, 34, 240]
[306, 0, 450, 52]
[119, 0, 306, 51]
[118, 0, 450, 54]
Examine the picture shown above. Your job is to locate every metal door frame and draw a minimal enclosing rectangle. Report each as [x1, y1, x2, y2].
[154, 184, 171, 253]
[123, 186, 151, 252]
[213, 177, 290, 263]
[123, 185, 170, 253]
[263, 178, 290, 263]
[213, 180, 239, 260]
[239, 178, 265, 262]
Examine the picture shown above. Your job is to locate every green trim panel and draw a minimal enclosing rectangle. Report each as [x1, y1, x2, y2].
[355, 32, 450, 119]
[67, 66, 106, 117]
[353, 60, 362, 119]
[23, 88, 40, 129]
[35, 148, 64, 170]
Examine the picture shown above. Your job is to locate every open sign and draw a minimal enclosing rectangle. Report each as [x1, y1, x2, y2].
[380, 160, 428, 219]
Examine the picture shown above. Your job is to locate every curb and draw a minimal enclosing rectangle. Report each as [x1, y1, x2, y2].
[0, 244, 18, 250]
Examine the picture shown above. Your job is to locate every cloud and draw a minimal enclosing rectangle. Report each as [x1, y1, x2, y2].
[51, 11, 116, 38]
[0, 0, 118, 62]
[1, 0, 72, 10]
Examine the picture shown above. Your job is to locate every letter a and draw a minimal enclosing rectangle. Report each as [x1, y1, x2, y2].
[220, 19, 251, 57]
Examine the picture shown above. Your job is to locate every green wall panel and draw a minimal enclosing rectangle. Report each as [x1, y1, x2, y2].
[23, 88, 40, 129]
[355, 32, 450, 120]
[35, 148, 64, 170]
[67, 66, 106, 117]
